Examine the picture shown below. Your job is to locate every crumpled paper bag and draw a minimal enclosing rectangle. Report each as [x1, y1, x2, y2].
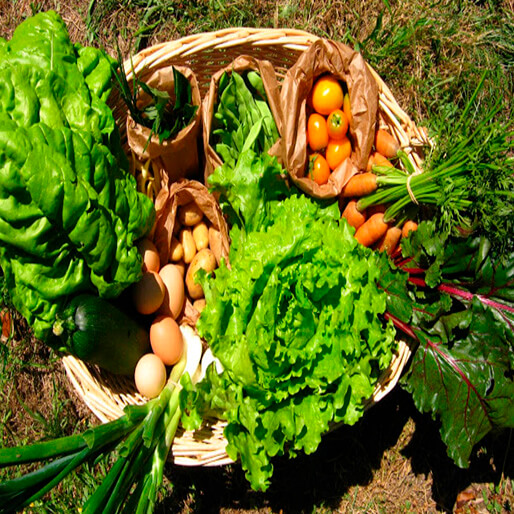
[280, 39, 379, 199]
[126, 64, 202, 187]
[202, 54, 283, 184]
[151, 179, 230, 326]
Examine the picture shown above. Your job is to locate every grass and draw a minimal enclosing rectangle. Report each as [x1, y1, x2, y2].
[0, 0, 513, 512]
[82, 0, 514, 125]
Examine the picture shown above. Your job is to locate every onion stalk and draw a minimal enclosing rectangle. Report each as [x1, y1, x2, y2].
[0, 330, 202, 514]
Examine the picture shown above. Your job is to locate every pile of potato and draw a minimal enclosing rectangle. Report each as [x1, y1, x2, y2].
[168, 201, 219, 312]
[129, 200, 220, 398]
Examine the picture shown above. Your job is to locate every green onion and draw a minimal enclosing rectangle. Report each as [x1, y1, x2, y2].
[0, 345, 189, 513]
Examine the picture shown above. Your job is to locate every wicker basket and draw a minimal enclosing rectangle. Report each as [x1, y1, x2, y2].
[62, 28, 429, 468]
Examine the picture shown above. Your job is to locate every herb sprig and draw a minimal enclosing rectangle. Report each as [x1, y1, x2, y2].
[111, 48, 198, 145]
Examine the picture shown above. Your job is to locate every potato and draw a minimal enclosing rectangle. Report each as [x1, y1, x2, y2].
[178, 202, 204, 226]
[192, 221, 209, 251]
[179, 228, 196, 264]
[208, 226, 222, 264]
[170, 237, 184, 262]
[186, 248, 217, 300]
[193, 298, 206, 313]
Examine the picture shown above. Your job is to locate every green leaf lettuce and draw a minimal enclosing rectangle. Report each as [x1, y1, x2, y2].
[181, 151, 396, 490]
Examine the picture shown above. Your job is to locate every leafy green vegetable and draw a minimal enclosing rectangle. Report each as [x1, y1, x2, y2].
[211, 70, 279, 166]
[0, 12, 155, 342]
[207, 148, 290, 234]
[405, 302, 514, 466]
[112, 52, 198, 145]
[385, 221, 514, 467]
[181, 150, 397, 491]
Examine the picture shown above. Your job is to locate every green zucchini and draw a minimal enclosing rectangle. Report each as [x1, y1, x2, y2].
[56, 294, 150, 376]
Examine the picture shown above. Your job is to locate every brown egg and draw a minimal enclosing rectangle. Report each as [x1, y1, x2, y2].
[150, 315, 184, 366]
[132, 271, 165, 315]
[134, 353, 167, 398]
[158, 264, 185, 319]
[137, 238, 160, 273]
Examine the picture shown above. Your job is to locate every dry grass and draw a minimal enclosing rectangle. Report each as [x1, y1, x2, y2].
[0, 313, 95, 448]
[1, 0, 86, 41]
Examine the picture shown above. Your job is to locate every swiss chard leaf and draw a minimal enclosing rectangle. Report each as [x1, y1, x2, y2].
[404, 300, 514, 467]
[401, 221, 514, 334]
[398, 221, 514, 467]
[378, 256, 451, 331]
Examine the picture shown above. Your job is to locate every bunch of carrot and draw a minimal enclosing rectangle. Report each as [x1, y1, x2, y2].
[340, 128, 418, 255]
[339, 73, 514, 262]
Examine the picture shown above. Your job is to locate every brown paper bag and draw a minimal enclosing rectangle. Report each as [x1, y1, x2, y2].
[202, 55, 283, 184]
[280, 39, 379, 199]
[151, 179, 230, 326]
[126, 65, 202, 187]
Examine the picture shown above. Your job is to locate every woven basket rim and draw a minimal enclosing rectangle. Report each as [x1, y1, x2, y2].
[123, 27, 320, 68]
[123, 27, 431, 172]
[63, 27, 428, 468]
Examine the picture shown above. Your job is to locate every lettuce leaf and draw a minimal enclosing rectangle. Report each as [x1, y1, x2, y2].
[0, 12, 154, 341]
[182, 152, 397, 490]
[207, 149, 289, 234]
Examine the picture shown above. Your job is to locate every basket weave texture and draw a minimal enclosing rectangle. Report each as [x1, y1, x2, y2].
[62, 28, 429, 467]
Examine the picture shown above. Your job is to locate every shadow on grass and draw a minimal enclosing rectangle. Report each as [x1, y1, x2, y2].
[404, 408, 513, 513]
[159, 389, 407, 513]
[158, 388, 513, 513]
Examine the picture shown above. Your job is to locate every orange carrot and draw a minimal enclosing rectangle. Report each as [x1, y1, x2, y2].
[372, 151, 394, 168]
[378, 226, 402, 255]
[341, 172, 378, 197]
[341, 200, 366, 230]
[367, 151, 394, 172]
[354, 212, 389, 247]
[375, 129, 399, 159]
[402, 220, 418, 238]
